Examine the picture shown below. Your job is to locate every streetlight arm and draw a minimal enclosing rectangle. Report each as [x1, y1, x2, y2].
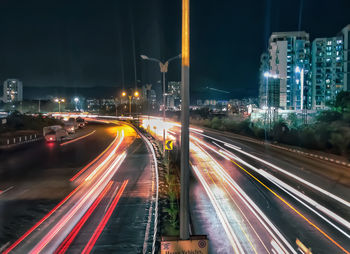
[166, 54, 182, 64]
[140, 54, 162, 64]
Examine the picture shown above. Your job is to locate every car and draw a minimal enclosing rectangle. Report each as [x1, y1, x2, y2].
[76, 117, 86, 128]
[43, 125, 68, 142]
[64, 122, 75, 134]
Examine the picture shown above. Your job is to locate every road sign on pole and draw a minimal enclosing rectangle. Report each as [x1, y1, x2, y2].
[165, 140, 173, 150]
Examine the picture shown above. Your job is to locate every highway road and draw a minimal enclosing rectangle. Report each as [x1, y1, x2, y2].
[0, 121, 158, 253]
[142, 116, 350, 254]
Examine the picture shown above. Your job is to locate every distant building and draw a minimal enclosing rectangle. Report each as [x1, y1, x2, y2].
[311, 36, 344, 109]
[166, 81, 181, 110]
[258, 52, 270, 107]
[343, 25, 350, 92]
[311, 24, 350, 110]
[2, 79, 23, 103]
[267, 31, 311, 110]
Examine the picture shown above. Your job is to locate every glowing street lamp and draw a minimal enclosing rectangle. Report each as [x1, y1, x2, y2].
[54, 98, 65, 113]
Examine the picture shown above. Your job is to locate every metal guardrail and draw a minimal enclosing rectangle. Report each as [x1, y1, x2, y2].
[0, 134, 41, 147]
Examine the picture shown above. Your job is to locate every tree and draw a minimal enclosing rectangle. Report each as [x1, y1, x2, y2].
[287, 113, 299, 129]
[334, 91, 350, 113]
[316, 111, 342, 123]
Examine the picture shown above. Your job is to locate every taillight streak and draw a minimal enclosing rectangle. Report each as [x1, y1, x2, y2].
[3, 185, 82, 254]
[70, 131, 119, 182]
[54, 181, 114, 254]
[81, 180, 128, 254]
[30, 152, 126, 254]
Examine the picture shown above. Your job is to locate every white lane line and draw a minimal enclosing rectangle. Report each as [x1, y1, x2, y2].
[139, 131, 159, 254]
[217, 143, 350, 233]
[264, 171, 350, 238]
[195, 143, 295, 254]
[192, 131, 350, 208]
[192, 165, 245, 254]
[222, 141, 350, 208]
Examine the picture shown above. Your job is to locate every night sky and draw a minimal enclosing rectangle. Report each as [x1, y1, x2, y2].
[0, 0, 349, 99]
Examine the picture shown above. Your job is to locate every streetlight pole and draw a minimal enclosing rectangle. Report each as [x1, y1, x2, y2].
[128, 95, 132, 116]
[180, 0, 190, 240]
[140, 53, 181, 152]
[54, 98, 65, 113]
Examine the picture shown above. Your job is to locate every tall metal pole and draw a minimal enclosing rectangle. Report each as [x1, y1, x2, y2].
[58, 102, 61, 113]
[129, 96, 132, 116]
[163, 71, 166, 152]
[180, 0, 190, 240]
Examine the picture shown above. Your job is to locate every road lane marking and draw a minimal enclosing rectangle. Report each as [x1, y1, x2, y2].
[261, 170, 350, 236]
[229, 159, 350, 254]
[60, 130, 96, 146]
[222, 142, 350, 208]
[193, 131, 350, 208]
[194, 143, 292, 254]
[207, 169, 259, 254]
[192, 165, 245, 254]
[194, 144, 260, 254]
[217, 143, 350, 235]
[139, 131, 159, 254]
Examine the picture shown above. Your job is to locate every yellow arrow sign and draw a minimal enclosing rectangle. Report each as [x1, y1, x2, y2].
[165, 140, 173, 150]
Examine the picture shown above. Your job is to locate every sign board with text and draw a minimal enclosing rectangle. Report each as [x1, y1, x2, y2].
[161, 236, 208, 254]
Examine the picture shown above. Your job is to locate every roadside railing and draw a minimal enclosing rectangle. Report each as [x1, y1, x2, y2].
[0, 133, 42, 147]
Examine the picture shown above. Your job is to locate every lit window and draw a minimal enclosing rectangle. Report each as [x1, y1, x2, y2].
[327, 41, 332, 45]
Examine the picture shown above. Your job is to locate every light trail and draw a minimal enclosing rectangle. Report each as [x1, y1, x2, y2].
[81, 180, 128, 254]
[192, 165, 245, 254]
[54, 181, 114, 254]
[60, 130, 96, 146]
[217, 144, 350, 236]
[85, 130, 124, 182]
[204, 140, 349, 253]
[30, 152, 127, 254]
[70, 131, 119, 182]
[222, 141, 350, 208]
[3, 185, 83, 254]
[228, 158, 350, 254]
[265, 172, 350, 239]
[192, 130, 350, 208]
[193, 142, 294, 254]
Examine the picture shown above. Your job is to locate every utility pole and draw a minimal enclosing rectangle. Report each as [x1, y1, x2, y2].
[180, 0, 190, 240]
[128, 95, 132, 116]
[38, 99, 41, 113]
[160, 63, 168, 152]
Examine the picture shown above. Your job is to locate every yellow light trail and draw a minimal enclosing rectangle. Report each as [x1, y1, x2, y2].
[230, 159, 350, 254]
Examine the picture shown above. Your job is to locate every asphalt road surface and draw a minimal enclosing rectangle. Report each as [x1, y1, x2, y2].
[0, 121, 157, 253]
[142, 116, 350, 254]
